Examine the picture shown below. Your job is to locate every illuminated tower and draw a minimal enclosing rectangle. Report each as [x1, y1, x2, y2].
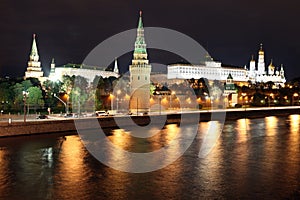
[50, 58, 55, 74]
[280, 64, 285, 77]
[113, 58, 119, 74]
[268, 59, 275, 75]
[25, 34, 44, 78]
[257, 43, 265, 75]
[49, 58, 57, 81]
[129, 11, 152, 113]
[249, 55, 256, 79]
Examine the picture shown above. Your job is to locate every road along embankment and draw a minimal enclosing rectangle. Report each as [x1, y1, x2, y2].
[0, 107, 299, 137]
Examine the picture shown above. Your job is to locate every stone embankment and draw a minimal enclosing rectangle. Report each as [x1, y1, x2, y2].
[0, 107, 299, 137]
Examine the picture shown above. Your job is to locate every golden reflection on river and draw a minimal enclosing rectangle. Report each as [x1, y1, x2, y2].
[1, 115, 300, 199]
[56, 136, 92, 199]
[197, 121, 224, 198]
[149, 124, 183, 199]
[284, 114, 300, 188]
[265, 116, 279, 136]
[107, 124, 183, 199]
[0, 148, 10, 198]
[236, 118, 251, 143]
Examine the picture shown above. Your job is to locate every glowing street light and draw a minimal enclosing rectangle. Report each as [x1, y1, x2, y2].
[23, 91, 29, 123]
[53, 94, 68, 114]
[116, 90, 121, 112]
[241, 93, 247, 108]
[110, 93, 114, 111]
[293, 93, 299, 106]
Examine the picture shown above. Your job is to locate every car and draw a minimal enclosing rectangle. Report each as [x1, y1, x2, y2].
[95, 111, 109, 116]
[36, 114, 48, 119]
[64, 113, 74, 118]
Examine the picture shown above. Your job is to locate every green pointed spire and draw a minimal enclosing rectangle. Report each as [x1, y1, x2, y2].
[30, 34, 39, 61]
[134, 11, 147, 55]
[138, 10, 143, 29]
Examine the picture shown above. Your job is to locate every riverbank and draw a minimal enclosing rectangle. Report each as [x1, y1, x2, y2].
[0, 106, 299, 137]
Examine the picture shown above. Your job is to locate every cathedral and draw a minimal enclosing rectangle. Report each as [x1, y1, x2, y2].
[247, 44, 286, 86]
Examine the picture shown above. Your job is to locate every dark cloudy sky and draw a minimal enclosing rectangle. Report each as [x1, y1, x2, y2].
[1, 0, 300, 80]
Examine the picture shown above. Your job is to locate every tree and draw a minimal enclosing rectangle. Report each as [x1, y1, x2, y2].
[0, 81, 13, 112]
[12, 80, 33, 112]
[27, 86, 44, 112]
[70, 87, 88, 114]
[42, 79, 62, 112]
[61, 75, 75, 94]
[74, 76, 88, 92]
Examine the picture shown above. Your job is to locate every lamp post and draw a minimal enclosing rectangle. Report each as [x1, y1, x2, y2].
[156, 91, 162, 115]
[241, 93, 246, 108]
[116, 90, 121, 112]
[54, 94, 67, 114]
[269, 93, 274, 107]
[205, 95, 210, 109]
[109, 94, 114, 112]
[293, 93, 299, 106]
[23, 91, 29, 123]
[170, 91, 175, 110]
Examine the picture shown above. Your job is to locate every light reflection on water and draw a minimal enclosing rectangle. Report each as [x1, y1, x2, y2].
[0, 115, 300, 199]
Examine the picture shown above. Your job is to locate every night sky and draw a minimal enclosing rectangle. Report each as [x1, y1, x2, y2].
[1, 0, 300, 80]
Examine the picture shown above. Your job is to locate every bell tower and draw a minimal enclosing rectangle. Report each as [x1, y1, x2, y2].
[257, 43, 265, 75]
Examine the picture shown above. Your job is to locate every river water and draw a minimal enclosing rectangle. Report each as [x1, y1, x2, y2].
[0, 115, 300, 199]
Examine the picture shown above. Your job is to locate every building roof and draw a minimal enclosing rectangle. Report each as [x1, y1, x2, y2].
[57, 63, 108, 71]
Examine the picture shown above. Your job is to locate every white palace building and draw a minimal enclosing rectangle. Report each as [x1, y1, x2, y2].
[167, 44, 286, 87]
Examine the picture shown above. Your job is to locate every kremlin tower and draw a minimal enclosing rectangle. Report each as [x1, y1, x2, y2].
[25, 34, 44, 79]
[129, 11, 152, 113]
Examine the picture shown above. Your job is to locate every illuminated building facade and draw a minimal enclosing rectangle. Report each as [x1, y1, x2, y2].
[48, 60, 119, 83]
[167, 55, 247, 82]
[167, 44, 286, 87]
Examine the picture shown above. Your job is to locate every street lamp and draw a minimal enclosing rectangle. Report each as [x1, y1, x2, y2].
[241, 93, 247, 108]
[155, 91, 162, 115]
[110, 94, 114, 111]
[53, 94, 67, 114]
[23, 91, 29, 123]
[205, 95, 210, 109]
[170, 91, 175, 110]
[293, 93, 299, 106]
[116, 90, 121, 112]
[269, 93, 274, 107]
[210, 96, 214, 109]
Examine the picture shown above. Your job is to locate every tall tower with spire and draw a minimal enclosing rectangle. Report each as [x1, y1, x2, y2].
[129, 11, 152, 113]
[257, 43, 265, 75]
[25, 34, 44, 79]
[113, 58, 119, 74]
[249, 54, 256, 80]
